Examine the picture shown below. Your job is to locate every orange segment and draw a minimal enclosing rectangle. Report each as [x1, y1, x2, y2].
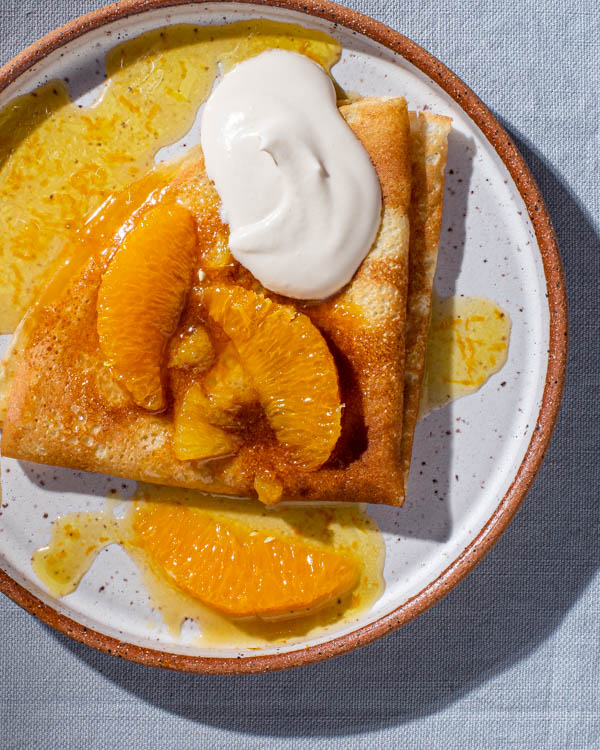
[205, 286, 341, 469]
[202, 342, 258, 426]
[132, 501, 359, 618]
[168, 325, 214, 370]
[254, 471, 284, 506]
[173, 343, 258, 461]
[174, 382, 241, 460]
[97, 203, 196, 411]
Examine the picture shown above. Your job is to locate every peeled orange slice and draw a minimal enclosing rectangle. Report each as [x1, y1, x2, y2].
[97, 203, 196, 411]
[133, 501, 359, 618]
[173, 344, 257, 460]
[168, 325, 214, 371]
[205, 286, 341, 469]
[253, 471, 284, 506]
[174, 382, 241, 460]
[202, 342, 258, 425]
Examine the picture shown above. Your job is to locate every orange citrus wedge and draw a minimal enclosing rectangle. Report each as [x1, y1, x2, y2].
[205, 286, 341, 469]
[132, 501, 359, 619]
[253, 471, 284, 506]
[97, 203, 196, 411]
[168, 325, 214, 371]
[202, 342, 258, 421]
[174, 382, 241, 460]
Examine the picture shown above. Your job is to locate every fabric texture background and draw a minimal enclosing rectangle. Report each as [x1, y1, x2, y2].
[0, 1, 598, 747]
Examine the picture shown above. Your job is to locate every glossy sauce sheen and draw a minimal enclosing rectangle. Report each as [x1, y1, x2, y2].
[420, 295, 511, 416]
[32, 487, 385, 648]
[0, 20, 341, 332]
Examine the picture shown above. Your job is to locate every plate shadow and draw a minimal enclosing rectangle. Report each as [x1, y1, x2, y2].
[375, 128, 475, 544]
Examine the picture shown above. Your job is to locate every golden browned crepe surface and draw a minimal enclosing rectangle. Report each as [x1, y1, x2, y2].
[1, 97, 418, 506]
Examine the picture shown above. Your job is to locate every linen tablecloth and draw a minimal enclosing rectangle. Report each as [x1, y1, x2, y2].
[1, 1, 598, 747]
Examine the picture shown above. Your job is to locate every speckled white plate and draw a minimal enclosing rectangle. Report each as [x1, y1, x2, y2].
[0, 1, 566, 672]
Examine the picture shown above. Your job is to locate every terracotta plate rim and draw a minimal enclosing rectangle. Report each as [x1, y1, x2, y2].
[0, 0, 568, 674]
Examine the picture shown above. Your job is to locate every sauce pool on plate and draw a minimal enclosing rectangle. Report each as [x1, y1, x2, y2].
[0, 20, 340, 332]
[32, 485, 385, 648]
[420, 294, 511, 416]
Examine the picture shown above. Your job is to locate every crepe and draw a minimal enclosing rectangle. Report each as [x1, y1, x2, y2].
[0, 97, 416, 506]
[400, 111, 452, 488]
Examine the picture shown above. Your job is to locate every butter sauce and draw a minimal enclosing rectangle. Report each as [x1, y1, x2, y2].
[32, 486, 385, 648]
[420, 294, 511, 416]
[0, 20, 341, 332]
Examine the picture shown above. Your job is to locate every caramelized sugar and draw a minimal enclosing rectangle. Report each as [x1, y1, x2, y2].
[420, 295, 512, 415]
[0, 20, 341, 331]
[32, 486, 385, 648]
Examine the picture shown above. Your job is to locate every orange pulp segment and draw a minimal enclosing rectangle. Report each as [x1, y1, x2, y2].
[132, 501, 359, 618]
[174, 382, 241, 460]
[202, 342, 258, 426]
[168, 325, 215, 370]
[97, 203, 197, 411]
[254, 471, 284, 506]
[205, 286, 341, 469]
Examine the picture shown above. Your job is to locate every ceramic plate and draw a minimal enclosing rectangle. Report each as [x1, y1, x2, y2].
[0, 0, 566, 672]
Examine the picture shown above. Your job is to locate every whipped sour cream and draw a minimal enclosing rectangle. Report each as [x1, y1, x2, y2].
[200, 50, 381, 300]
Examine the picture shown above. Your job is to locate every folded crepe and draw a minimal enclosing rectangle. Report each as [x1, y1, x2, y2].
[0, 97, 450, 506]
[401, 112, 452, 488]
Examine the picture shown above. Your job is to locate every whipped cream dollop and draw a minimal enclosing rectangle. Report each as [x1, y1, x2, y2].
[200, 50, 381, 300]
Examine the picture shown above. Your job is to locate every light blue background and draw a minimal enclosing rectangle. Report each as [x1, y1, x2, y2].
[1, 1, 598, 748]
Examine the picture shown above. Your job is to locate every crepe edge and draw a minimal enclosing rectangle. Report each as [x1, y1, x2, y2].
[400, 111, 452, 489]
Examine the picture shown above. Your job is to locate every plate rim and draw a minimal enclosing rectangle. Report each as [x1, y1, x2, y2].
[0, 0, 568, 674]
